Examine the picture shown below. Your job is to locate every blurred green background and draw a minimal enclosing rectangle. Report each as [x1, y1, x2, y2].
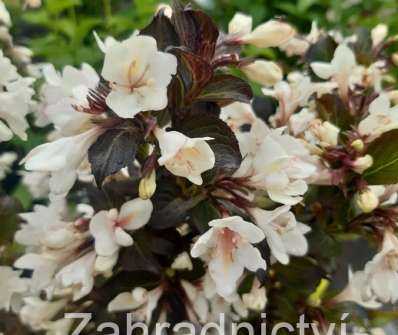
[5, 0, 398, 69]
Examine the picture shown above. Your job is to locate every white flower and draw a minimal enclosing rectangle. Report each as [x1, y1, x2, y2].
[108, 286, 163, 323]
[251, 205, 311, 264]
[20, 297, 67, 331]
[305, 120, 340, 147]
[352, 155, 373, 174]
[90, 198, 153, 257]
[42, 318, 73, 335]
[155, 128, 215, 185]
[358, 94, 398, 141]
[355, 188, 379, 214]
[54, 251, 97, 301]
[241, 60, 283, 86]
[263, 75, 335, 125]
[311, 44, 357, 98]
[101, 35, 177, 118]
[242, 278, 267, 311]
[371, 24, 388, 47]
[332, 268, 381, 309]
[228, 12, 252, 36]
[362, 230, 398, 303]
[220, 102, 256, 131]
[201, 270, 249, 321]
[15, 203, 73, 248]
[23, 127, 103, 198]
[0, 151, 16, 180]
[39, 63, 99, 136]
[0, 266, 28, 311]
[289, 108, 316, 136]
[181, 280, 209, 323]
[247, 120, 317, 205]
[229, 13, 295, 49]
[0, 1, 11, 27]
[20, 170, 50, 198]
[171, 252, 193, 271]
[0, 51, 35, 142]
[191, 216, 266, 298]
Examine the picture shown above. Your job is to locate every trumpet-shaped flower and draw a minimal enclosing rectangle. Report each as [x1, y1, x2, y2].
[358, 94, 398, 141]
[362, 230, 398, 303]
[0, 266, 28, 311]
[245, 120, 317, 205]
[101, 35, 177, 118]
[251, 205, 311, 264]
[40, 63, 99, 136]
[22, 127, 103, 198]
[90, 198, 153, 257]
[108, 286, 163, 323]
[220, 102, 256, 132]
[155, 128, 215, 185]
[0, 151, 16, 180]
[229, 13, 295, 49]
[191, 216, 266, 298]
[311, 44, 357, 98]
[241, 60, 283, 86]
[0, 52, 35, 142]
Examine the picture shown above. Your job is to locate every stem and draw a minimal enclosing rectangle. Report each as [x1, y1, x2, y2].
[103, 0, 112, 24]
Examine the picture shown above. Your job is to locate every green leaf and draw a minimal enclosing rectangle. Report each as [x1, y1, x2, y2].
[364, 129, 398, 185]
[88, 126, 143, 187]
[191, 200, 219, 233]
[177, 113, 242, 177]
[305, 35, 337, 63]
[0, 196, 22, 246]
[351, 27, 373, 65]
[45, 0, 81, 15]
[196, 74, 253, 106]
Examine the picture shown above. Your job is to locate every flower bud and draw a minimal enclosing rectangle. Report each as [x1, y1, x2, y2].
[241, 60, 283, 86]
[389, 90, 398, 105]
[355, 189, 379, 213]
[350, 139, 364, 153]
[156, 3, 172, 18]
[392, 53, 398, 67]
[228, 12, 252, 35]
[307, 278, 330, 307]
[309, 120, 340, 147]
[139, 170, 156, 200]
[171, 252, 193, 271]
[352, 154, 373, 174]
[242, 20, 295, 48]
[371, 24, 388, 47]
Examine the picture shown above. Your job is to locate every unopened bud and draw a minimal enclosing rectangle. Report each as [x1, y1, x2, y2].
[228, 12, 252, 35]
[241, 60, 283, 86]
[309, 120, 340, 147]
[389, 90, 398, 105]
[355, 189, 379, 213]
[139, 170, 156, 200]
[307, 279, 330, 307]
[241, 20, 295, 48]
[393, 53, 398, 67]
[352, 154, 373, 174]
[156, 3, 172, 18]
[371, 24, 388, 47]
[171, 252, 193, 271]
[351, 139, 365, 153]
